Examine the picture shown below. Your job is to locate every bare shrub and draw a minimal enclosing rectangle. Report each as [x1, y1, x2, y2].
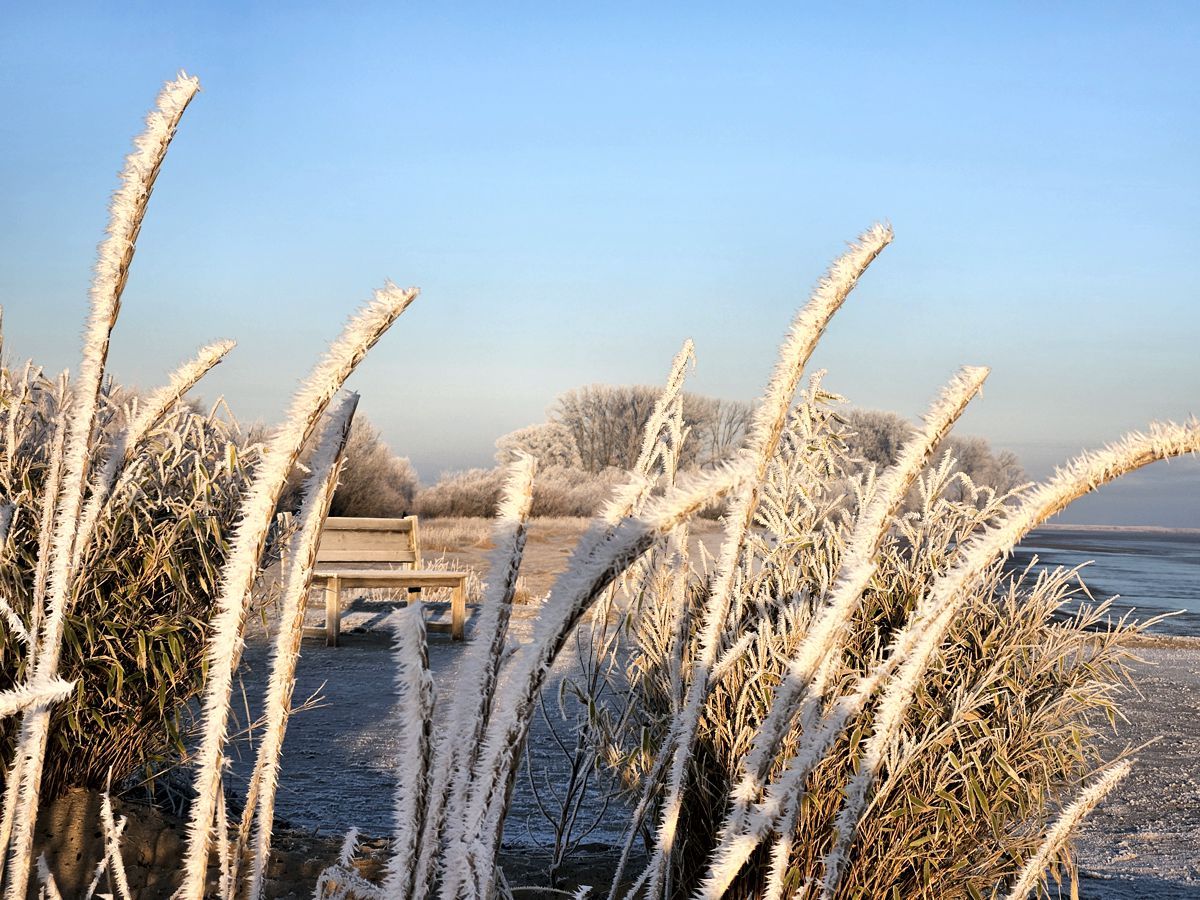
[416, 465, 626, 518]
[529, 465, 626, 517]
[844, 407, 1026, 496]
[552, 385, 753, 472]
[415, 468, 504, 518]
[328, 416, 419, 517]
[689, 396, 756, 468]
[495, 422, 583, 469]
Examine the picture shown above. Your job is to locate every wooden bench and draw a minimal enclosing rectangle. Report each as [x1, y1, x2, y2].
[297, 516, 470, 645]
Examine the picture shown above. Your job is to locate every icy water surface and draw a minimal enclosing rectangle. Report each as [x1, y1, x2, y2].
[1011, 527, 1200, 636]
[232, 606, 631, 852]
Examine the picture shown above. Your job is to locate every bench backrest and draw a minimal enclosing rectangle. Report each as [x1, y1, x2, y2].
[314, 515, 422, 567]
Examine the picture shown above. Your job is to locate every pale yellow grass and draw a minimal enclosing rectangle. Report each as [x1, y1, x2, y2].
[420, 516, 723, 601]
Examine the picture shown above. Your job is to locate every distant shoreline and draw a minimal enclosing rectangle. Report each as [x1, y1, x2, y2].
[1033, 523, 1200, 535]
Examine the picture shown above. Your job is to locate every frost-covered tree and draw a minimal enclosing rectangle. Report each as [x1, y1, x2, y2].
[844, 408, 1025, 495]
[329, 416, 419, 517]
[494, 422, 583, 469]
[278, 414, 419, 518]
[551, 385, 752, 472]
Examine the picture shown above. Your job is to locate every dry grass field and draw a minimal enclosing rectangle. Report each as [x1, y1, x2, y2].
[419, 517, 726, 601]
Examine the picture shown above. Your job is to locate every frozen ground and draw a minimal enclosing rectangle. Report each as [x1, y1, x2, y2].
[234, 604, 633, 852]
[231, 608, 1200, 898]
[1073, 643, 1200, 899]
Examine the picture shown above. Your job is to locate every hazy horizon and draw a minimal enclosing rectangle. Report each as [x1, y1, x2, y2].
[3, 4, 1197, 526]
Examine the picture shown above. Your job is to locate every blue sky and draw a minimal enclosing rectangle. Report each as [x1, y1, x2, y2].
[2, 3, 1198, 524]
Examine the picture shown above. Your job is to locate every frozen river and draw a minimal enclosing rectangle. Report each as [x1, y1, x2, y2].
[1011, 527, 1200, 636]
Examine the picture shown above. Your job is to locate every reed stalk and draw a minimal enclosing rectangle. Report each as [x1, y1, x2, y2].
[382, 605, 435, 899]
[421, 455, 537, 900]
[696, 365, 990, 899]
[644, 224, 892, 900]
[441, 461, 750, 900]
[26, 376, 70, 668]
[1003, 761, 1132, 900]
[35, 855, 62, 900]
[243, 392, 359, 900]
[179, 283, 416, 900]
[100, 788, 132, 900]
[0, 679, 74, 720]
[2, 73, 200, 900]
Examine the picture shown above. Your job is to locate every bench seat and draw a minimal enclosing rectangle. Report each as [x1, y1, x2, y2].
[287, 515, 476, 646]
[308, 567, 470, 645]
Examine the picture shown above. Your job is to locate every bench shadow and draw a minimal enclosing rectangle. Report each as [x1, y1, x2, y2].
[229, 617, 474, 836]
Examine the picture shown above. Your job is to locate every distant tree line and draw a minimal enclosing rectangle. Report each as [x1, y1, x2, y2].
[305, 386, 1025, 518]
[841, 408, 1027, 496]
[546, 384, 754, 471]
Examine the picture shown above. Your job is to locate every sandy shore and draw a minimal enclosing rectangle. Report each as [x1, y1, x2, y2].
[1073, 641, 1200, 898]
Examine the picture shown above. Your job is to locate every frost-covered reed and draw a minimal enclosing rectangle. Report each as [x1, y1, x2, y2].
[585, 237, 1191, 899]
[722, 366, 988, 826]
[818, 420, 1200, 898]
[440, 460, 750, 900]
[243, 392, 360, 900]
[694, 365, 991, 898]
[179, 282, 416, 900]
[1004, 761, 1132, 900]
[25, 384, 67, 669]
[34, 854, 62, 900]
[383, 605, 435, 900]
[418, 455, 537, 900]
[296, 441, 746, 900]
[3, 72, 200, 900]
[0, 678, 74, 720]
[632, 340, 696, 479]
[100, 788, 133, 900]
[0, 597, 27, 650]
[641, 224, 892, 900]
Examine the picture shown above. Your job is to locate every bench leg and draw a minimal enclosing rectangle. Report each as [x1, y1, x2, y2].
[325, 576, 341, 647]
[451, 580, 465, 641]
